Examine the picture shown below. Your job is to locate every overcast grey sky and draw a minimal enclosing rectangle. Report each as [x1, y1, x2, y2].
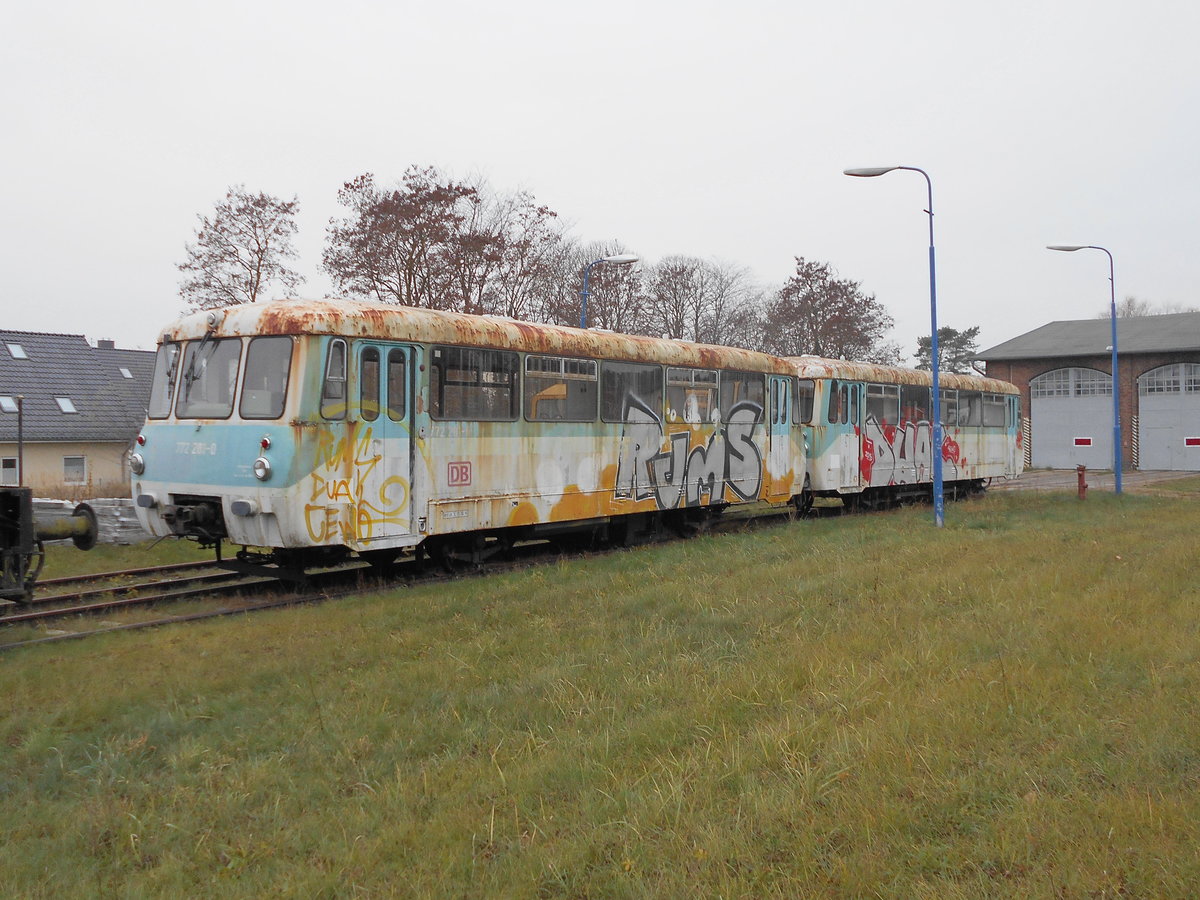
[4, 0, 1197, 360]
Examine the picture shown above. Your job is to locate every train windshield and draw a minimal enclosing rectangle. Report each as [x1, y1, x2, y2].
[176, 338, 243, 419]
[239, 337, 293, 419]
[147, 342, 181, 419]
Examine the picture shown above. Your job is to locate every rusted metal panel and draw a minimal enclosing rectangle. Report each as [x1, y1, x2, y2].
[162, 300, 797, 375]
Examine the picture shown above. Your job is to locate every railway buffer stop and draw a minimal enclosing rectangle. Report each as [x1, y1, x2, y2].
[0, 486, 98, 604]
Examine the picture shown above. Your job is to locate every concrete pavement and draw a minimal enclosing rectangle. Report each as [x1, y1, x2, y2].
[993, 468, 1198, 492]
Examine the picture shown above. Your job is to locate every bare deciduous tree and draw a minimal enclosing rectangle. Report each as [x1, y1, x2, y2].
[483, 191, 569, 320]
[324, 167, 573, 318]
[644, 256, 759, 346]
[758, 257, 896, 361]
[1095, 295, 1199, 318]
[178, 186, 303, 309]
[323, 167, 480, 309]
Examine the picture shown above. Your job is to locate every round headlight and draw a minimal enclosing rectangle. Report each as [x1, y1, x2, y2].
[130, 452, 145, 475]
[253, 456, 272, 481]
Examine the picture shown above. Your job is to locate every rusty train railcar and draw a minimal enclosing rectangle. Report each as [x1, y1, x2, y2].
[790, 357, 1024, 509]
[130, 299, 810, 574]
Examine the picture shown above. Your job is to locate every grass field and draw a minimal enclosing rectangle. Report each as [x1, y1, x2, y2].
[1147, 474, 1200, 494]
[38, 536, 214, 579]
[4, 491, 1200, 897]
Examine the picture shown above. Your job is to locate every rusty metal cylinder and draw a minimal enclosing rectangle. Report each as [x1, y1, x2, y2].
[35, 503, 99, 550]
[1076, 465, 1088, 500]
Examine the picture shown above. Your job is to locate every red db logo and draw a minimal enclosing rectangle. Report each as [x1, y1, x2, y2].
[448, 461, 472, 486]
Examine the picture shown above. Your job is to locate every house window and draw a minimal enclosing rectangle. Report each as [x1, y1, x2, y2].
[1032, 368, 1111, 398]
[6, 343, 28, 360]
[1139, 365, 1182, 395]
[1, 458, 16, 485]
[1030, 368, 1072, 398]
[56, 397, 78, 413]
[0, 396, 17, 413]
[119, 367, 133, 379]
[64, 456, 86, 485]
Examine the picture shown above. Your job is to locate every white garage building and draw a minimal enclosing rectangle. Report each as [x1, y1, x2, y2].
[978, 312, 1200, 472]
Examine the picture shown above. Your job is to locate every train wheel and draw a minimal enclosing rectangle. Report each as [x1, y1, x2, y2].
[790, 478, 814, 520]
[665, 508, 710, 539]
[360, 548, 400, 569]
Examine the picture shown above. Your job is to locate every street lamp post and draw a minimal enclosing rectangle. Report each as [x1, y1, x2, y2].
[844, 166, 944, 527]
[1047, 244, 1122, 494]
[580, 253, 639, 329]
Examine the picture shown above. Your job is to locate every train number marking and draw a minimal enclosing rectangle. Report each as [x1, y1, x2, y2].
[175, 441, 217, 456]
[448, 461, 472, 487]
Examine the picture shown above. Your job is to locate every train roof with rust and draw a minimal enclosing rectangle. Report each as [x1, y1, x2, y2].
[788, 356, 1018, 394]
[160, 298, 1019, 393]
[161, 299, 796, 374]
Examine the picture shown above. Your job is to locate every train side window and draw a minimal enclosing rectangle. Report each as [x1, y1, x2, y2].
[430, 346, 519, 421]
[866, 383, 899, 426]
[387, 349, 407, 421]
[176, 338, 243, 419]
[360, 347, 380, 422]
[769, 378, 788, 425]
[940, 389, 958, 426]
[901, 384, 929, 424]
[794, 379, 815, 424]
[147, 342, 181, 419]
[602, 362, 662, 422]
[666, 367, 717, 423]
[321, 339, 347, 420]
[239, 336, 292, 420]
[982, 393, 1006, 427]
[957, 390, 983, 426]
[719, 371, 764, 421]
[525, 355, 598, 421]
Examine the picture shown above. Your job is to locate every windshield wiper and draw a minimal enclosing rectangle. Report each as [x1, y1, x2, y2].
[182, 331, 215, 401]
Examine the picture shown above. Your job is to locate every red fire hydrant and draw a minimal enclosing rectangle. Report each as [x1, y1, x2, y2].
[1076, 464, 1088, 500]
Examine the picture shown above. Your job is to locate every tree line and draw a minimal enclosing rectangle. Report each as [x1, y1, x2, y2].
[178, 167, 985, 368]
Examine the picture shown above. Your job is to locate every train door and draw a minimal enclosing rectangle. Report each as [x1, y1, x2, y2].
[768, 376, 792, 498]
[829, 380, 862, 490]
[354, 342, 414, 542]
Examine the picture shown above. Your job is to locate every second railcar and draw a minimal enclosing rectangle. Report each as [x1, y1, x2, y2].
[790, 357, 1024, 508]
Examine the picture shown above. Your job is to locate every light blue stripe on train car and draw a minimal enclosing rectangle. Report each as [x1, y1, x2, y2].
[141, 423, 300, 487]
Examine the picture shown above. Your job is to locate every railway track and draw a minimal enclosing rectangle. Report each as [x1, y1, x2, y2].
[0, 552, 520, 653]
[0, 501, 841, 653]
[33, 559, 223, 592]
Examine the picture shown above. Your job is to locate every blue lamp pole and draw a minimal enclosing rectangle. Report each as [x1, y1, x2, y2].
[1047, 244, 1122, 494]
[844, 166, 944, 527]
[580, 253, 639, 329]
